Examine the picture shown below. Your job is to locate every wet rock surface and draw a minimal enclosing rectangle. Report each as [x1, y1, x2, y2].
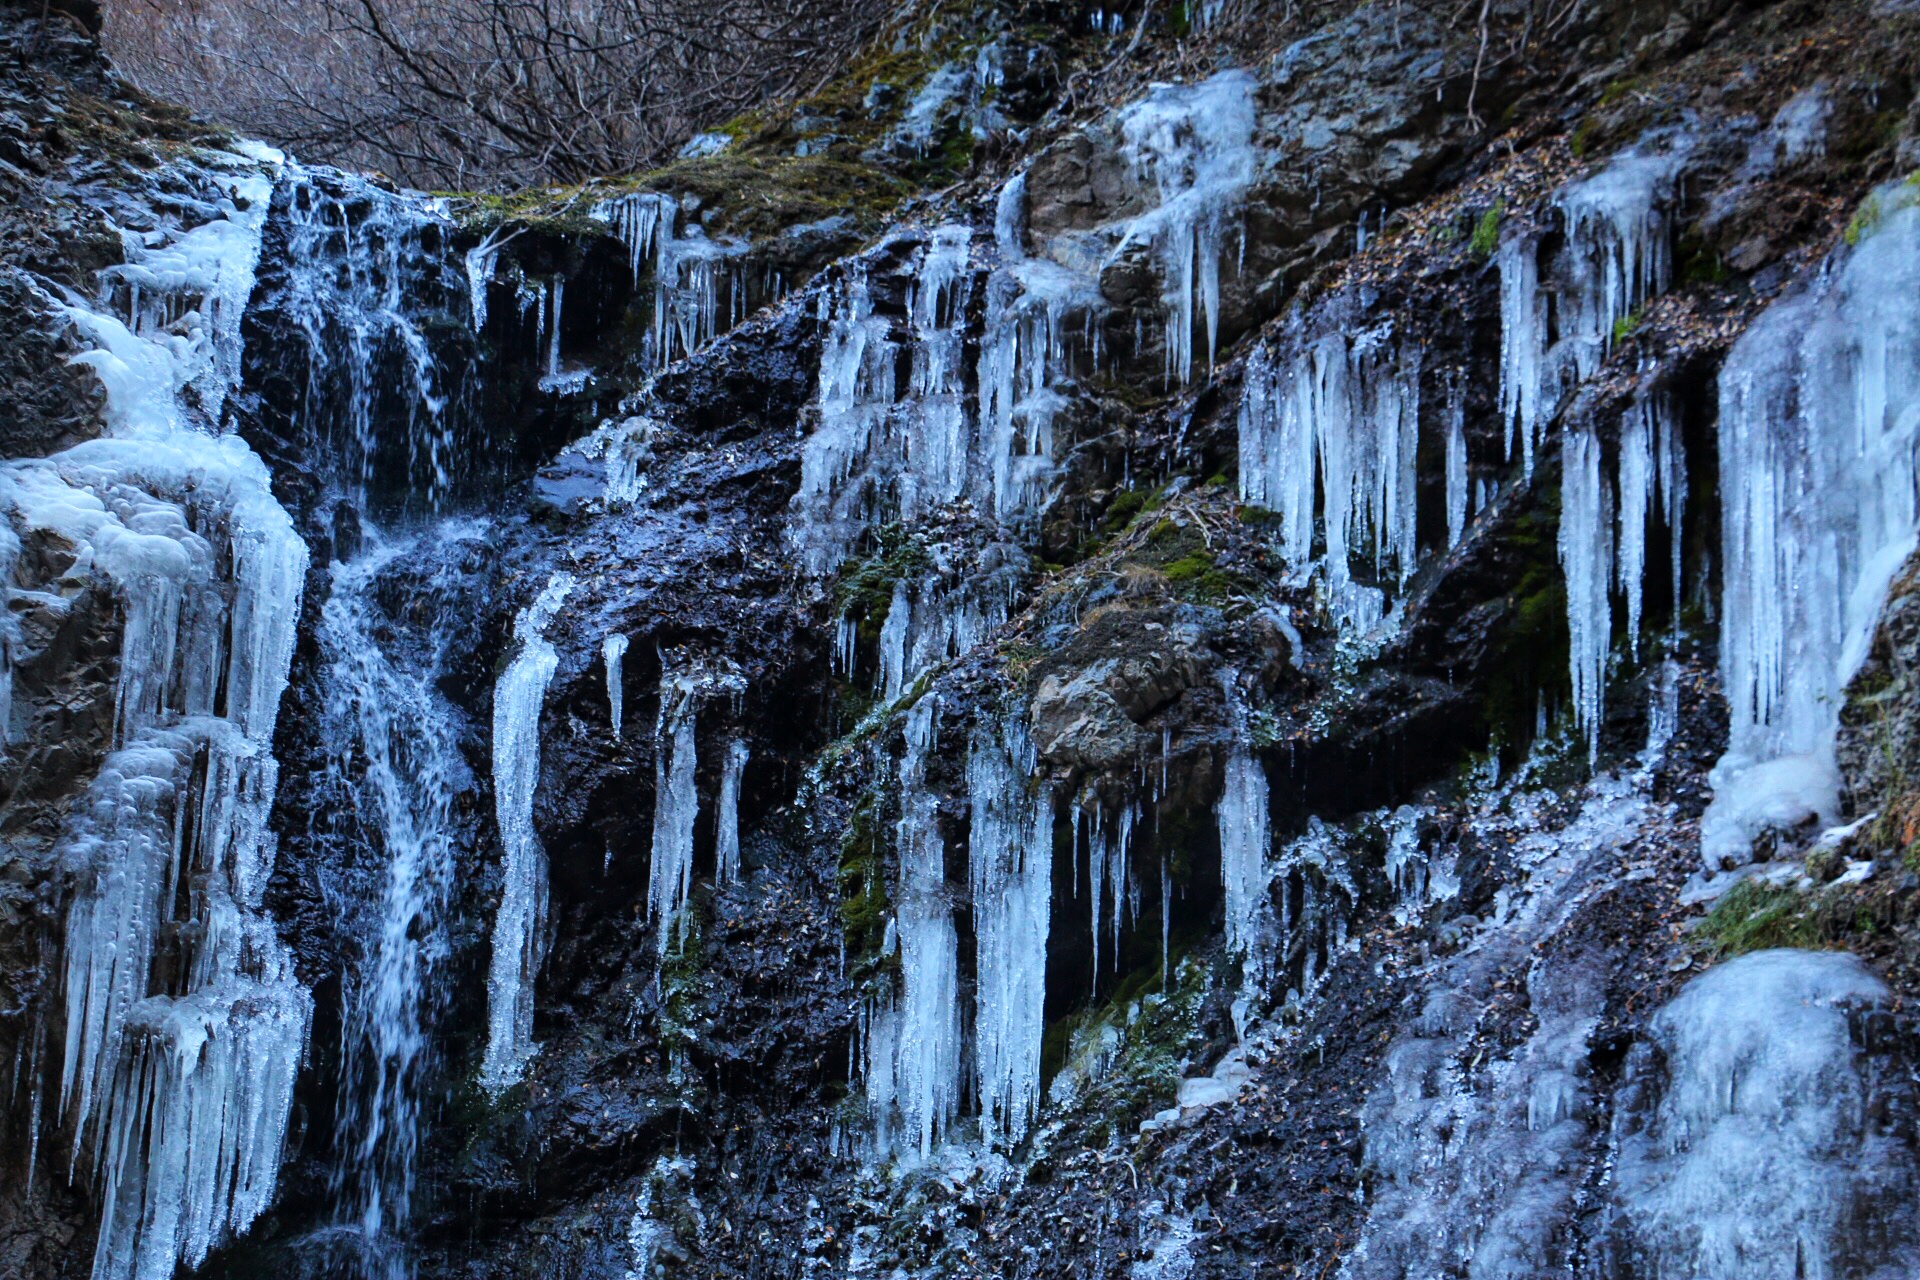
[5, 1, 1920, 1279]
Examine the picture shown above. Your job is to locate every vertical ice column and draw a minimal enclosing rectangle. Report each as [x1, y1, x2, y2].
[1708, 181, 1920, 865]
[1497, 237, 1549, 478]
[715, 739, 750, 887]
[1445, 382, 1469, 550]
[604, 633, 629, 738]
[481, 572, 574, 1094]
[648, 671, 702, 953]
[865, 694, 960, 1159]
[967, 712, 1053, 1148]
[1559, 427, 1614, 762]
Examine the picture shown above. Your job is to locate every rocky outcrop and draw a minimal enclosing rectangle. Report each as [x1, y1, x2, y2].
[6, 1, 1920, 1279]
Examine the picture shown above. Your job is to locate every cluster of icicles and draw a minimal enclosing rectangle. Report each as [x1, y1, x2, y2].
[1239, 113, 1920, 871]
[16, 50, 1920, 1280]
[1, 146, 310, 1280]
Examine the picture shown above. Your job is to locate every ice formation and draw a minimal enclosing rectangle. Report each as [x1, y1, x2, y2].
[1559, 427, 1614, 761]
[481, 572, 574, 1093]
[873, 547, 1024, 703]
[790, 226, 976, 576]
[1215, 726, 1274, 986]
[864, 694, 961, 1158]
[604, 633, 630, 738]
[1237, 324, 1422, 633]
[1707, 179, 1920, 867]
[716, 739, 750, 887]
[1498, 138, 1686, 477]
[1601, 949, 1917, 1279]
[1111, 70, 1259, 385]
[967, 711, 1054, 1148]
[1341, 771, 1651, 1279]
[648, 668, 703, 953]
[8, 147, 313, 1280]
[593, 191, 748, 371]
[1082, 799, 1138, 981]
[1444, 383, 1469, 550]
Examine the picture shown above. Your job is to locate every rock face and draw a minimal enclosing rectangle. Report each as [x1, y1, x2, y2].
[4, 2, 1920, 1280]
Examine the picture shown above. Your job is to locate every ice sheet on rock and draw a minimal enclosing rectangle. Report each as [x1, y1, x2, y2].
[1111, 70, 1259, 385]
[481, 572, 574, 1093]
[967, 710, 1053, 1148]
[1707, 179, 1920, 868]
[1340, 772, 1652, 1280]
[1599, 949, 1918, 1280]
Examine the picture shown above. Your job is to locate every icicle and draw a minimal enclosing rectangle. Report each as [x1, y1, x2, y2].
[481, 572, 574, 1093]
[1498, 237, 1548, 478]
[604, 634, 629, 738]
[967, 710, 1053, 1148]
[880, 582, 912, 703]
[1237, 323, 1421, 633]
[716, 740, 749, 887]
[1616, 399, 1655, 659]
[1445, 380, 1469, 550]
[465, 231, 501, 332]
[1216, 677, 1273, 991]
[1559, 428, 1613, 763]
[648, 669, 702, 954]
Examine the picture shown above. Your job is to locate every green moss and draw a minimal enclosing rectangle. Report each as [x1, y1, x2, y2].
[1041, 954, 1211, 1134]
[1612, 309, 1641, 343]
[834, 527, 934, 645]
[1469, 201, 1503, 258]
[1697, 880, 1820, 956]
[658, 906, 707, 1061]
[1596, 77, 1643, 109]
[1570, 116, 1600, 160]
[838, 790, 894, 975]
[1845, 193, 1884, 247]
[1677, 236, 1728, 286]
[1103, 488, 1149, 534]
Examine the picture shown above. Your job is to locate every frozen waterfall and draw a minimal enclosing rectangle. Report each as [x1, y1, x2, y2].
[1707, 178, 1920, 868]
[9, 145, 313, 1280]
[967, 711, 1054, 1148]
[481, 572, 574, 1093]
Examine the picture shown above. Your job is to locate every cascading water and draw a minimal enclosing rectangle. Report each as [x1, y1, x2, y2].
[268, 168, 475, 516]
[308, 520, 485, 1277]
